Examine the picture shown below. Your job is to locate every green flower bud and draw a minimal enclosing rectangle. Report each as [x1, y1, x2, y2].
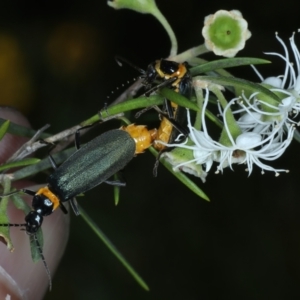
[162, 147, 207, 182]
[202, 10, 251, 57]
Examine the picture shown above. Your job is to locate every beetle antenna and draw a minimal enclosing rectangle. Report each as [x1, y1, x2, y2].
[106, 78, 140, 101]
[0, 188, 36, 198]
[0, 223, 27, 228]
[33, 234, 52, 291]
[0, 190, 21, 198]
[115, 55, 146, 75]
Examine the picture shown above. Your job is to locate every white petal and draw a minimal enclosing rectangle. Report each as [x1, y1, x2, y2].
[263, 76, 283, 88]
[192, 130, 215, 148]
[280, 96, 296, 109]
[193, 149, 213, 163]
[238, 112, 262, 124]
[236, 132, 262, 148]
[294, 75, 300, 93]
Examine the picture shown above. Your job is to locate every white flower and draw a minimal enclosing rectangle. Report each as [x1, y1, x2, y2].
[157, 89, 295, 176]
[231, 126, 294, 176]
[216, 95, 294, 175]
[252, 32, 300, 122]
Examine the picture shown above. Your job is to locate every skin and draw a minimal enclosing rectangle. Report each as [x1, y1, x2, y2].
[0, 107, 70, 300]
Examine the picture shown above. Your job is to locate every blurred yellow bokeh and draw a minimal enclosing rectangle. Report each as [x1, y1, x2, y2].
[0, 33, 34, 114]
[46, 22, 101, 79]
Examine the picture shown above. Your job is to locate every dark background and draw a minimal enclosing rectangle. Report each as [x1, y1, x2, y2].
[1, 0, 300, 299]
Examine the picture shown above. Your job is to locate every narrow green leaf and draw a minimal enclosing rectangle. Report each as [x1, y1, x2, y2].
[11, 192, 31, 213]
[158, 88, 199, 111]
[29, 229, 44, 262]
[190, 57, 271, 76]
[0, 120, 10, 141]
[0, 158, 41, 172]
[114, 186, 120, 206]
[108, 95, 164, 114]
[148, 147, 210, 201]
[198, 75, 281, 103]
[114, 173, 120, 206]
[0, 178, 13, 251]
[82, 95, 164, 126]
[12, 193, 43, 262]
[0, 118, 50, 138]
[79, 205, 150, 291]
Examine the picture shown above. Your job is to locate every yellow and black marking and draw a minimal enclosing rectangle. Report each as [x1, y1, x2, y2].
[142, 59, 192, 152]
[35, 186, 61, 212]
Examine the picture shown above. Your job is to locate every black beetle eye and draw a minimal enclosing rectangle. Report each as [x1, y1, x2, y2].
[25, 211, 43, 234]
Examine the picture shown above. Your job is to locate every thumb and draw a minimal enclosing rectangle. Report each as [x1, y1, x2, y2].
[0, 107, 70, 299]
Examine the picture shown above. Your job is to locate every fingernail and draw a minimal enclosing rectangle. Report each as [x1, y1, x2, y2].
[0, 107, 30, 127]
[0, 265, 27, 300]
